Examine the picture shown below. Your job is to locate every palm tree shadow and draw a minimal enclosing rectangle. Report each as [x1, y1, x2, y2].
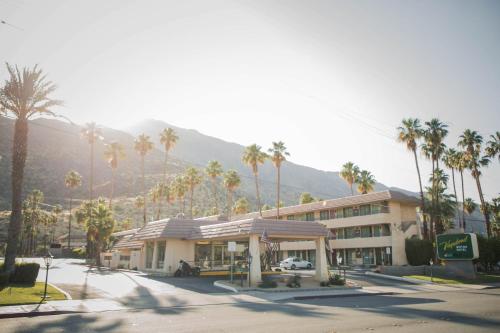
[15, 314, 124, 333]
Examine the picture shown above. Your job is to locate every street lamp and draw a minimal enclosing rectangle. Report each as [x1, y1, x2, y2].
[429, 259, 434, 283]
[42, 252, 53, 300]
[248, 255, 253, 287]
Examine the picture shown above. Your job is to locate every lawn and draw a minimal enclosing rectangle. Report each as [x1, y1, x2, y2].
[404, 273, 500, 285]
[0, 282, 67, 306]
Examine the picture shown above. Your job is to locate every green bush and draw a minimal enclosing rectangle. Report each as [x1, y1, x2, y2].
[329, 274, 346, 286]
[476, 236, 500, 271]
[72, 247, 86, 258]
[286, 274, 301, 288]
[258, 280, 278, 288]
[0, 271, 9, 289]
[405, 238, 433, 266]
[10, 263, 40, 285]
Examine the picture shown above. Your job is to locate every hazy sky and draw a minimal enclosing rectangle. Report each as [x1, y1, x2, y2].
[1, 0, 499, 201]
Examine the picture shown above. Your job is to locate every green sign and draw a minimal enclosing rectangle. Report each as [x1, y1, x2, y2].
[436, 233, 479, 260]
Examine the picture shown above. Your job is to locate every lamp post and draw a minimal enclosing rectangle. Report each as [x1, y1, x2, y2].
[248, 254, 253, 287]
[42, 252, 53, 300]
[429, 259, 434, 283]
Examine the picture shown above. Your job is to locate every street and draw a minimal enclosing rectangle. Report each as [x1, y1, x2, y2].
[2, 288, 499, 333]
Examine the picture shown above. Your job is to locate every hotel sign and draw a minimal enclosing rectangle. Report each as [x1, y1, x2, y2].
[436, 233, 479, 260]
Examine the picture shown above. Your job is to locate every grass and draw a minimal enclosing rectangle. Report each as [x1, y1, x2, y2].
[0, 282, 67, 306]
[404, 272, 500, 285]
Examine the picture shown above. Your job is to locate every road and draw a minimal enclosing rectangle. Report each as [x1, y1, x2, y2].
[2, 288, 499, 332]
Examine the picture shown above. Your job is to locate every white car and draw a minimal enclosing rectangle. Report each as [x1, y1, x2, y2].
[279, 257, 313, 270]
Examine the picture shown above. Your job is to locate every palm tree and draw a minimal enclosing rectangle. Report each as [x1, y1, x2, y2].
[0, 64, 62, 273]
[357, 170, 376, 194]
[83, 199, 115, 266]
[149, 183, 162, 220]
[103, 142, 125, 209]
[443, 148, 460, 228]
[184, 167, 202, 219]
[340, 162, 360, 195]
[159, 128, 178, 218]
[65, 170, 82, 248]
[205, 160, 223, 214]
[455, 151, 468, 230]
[268, 141, 290, 219]
[300, 192, 315, 204]
[458, 129, 491, 237]
[486, 131, 499, 162]
[463, 198, 477, 231]
[134, 195, 145, 227]
[428, 168, 449, 234]
[172, 175, 188, 216]
[233, 197, 250, 215]
[223, 170, 241, 220]
[50, 204, 62, 244]
[242, 144, 268, 216]
[397, 118, 428, 238]
[134, 134, 154, 225]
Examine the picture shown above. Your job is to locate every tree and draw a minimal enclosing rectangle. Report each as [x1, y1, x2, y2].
[81, 122, 102, 258]
[184, 167, 202, 219]
[1, 64, 62, 273]
[65, 170, 82, 249]
[159, 128, 178, 218]
[455, 151, 468, 230]
[205, 160, 223, 214]
[485, 131, 499, 162]
[268, 141, 290, 219]
[340, 162, 360, 195]
[458, 129, 491, 237]
[50, 204, 62, 244]
[397, 118, 428, 237]
[172, 175, 188, 216]
[103, 142, 125, 209]
[233, 197, 250, 215]
[134, 195, 145, 226]
[463, 197, 477, 232]
[357, 170, 376, 194]
[134, 134, 154, 225]
[443, 148, 460, 228]
[300, 192, 315, 204]
[242, 144, 268, 216]
[22, 189, 45, 255]
[489, 196, 500, 236]
[149, 183, 162, 220]
[262, 204, 272, 211]
[223, 170, 241, 220]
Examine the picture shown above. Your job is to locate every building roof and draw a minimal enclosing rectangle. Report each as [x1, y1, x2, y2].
[230, 190, 419, 221]
[113, 234, 144, 249]
[111, 228, 140, 238]
[129, 218, 329, 242]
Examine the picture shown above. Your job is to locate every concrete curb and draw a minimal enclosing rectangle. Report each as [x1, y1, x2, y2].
[213, 280, 362, 293]
[214, 281, 239, 293]
[0, 310, 80, 319]
[49, 283, 72, 300]
[292, 291, 396, 301]
[365, 271, 432, 284]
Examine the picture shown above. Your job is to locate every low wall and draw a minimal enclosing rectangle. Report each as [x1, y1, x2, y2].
[380, 262, 476, 279]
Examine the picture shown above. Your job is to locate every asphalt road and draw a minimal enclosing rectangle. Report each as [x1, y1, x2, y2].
[2, 288, 499, 333]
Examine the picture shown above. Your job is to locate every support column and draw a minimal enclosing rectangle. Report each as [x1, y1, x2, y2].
[163, 241, 170, 274]
[152, 241, 159, 270]
[248, 234, 262, 286]
[315, 237, 328, 282]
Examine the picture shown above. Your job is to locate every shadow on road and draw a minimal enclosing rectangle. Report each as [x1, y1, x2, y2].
[14, 314, 124, 333]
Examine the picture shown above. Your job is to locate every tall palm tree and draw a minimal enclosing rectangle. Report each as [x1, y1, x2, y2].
[184, 167, 202, 219]
[81, 122, 102, 258]
[223, 170, 241, 220]
[65, 170, 82, 249]
[242, 144, 268, 216]
[455, 151, 468, 230]
[159, 128, 178, 218]
[397, 118, 428, 238]
[268, 141, 290, 219]
[486, 131, 499, 162]
[443, 148, 460, 228]
[463, 198, 477, 231]
[134, 195, 144, 227]
[50, 204, 62, 244]
[83, 199, 115, 266]
[149, 183, 162, 220]
[134, 134, 154, 225]
[0, 64, 62, 273]
[422, 119, 448, 238]
[233, 197, 250, 215]
[340, 162, 360, 195]
[357, 170, 376, 194]
[458, 129, 491, 237]
[172, 175, 188, 216]
[103, 142, 125, 209]
[205, 160, 223, 214]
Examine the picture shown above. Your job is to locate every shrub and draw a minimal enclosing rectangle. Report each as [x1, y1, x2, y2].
[10, 263, 40, 285]
[72, 247, 86, 258]
[320, 281, 329, 287]
[0, 271, 9, 289]
[286, 274, 301, 288]
[476, 236, 500, 271]
[405, 238, 433, 266]
[258, 280, 278, 288]
[329, 274, 346, 286]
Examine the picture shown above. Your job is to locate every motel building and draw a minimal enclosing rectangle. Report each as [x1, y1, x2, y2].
[104, 190, 421, 285]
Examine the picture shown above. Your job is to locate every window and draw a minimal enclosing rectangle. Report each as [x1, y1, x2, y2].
[306, 212, 315, 221]
[360, 204, 371, 216]
[287, 215, 295, 220]
[345, 227, 355, 239]
[145, 242, 154, 269]
[343, 207, 353, 218]
[381, 201, 390, 213]
[354, 227, 361, 238]
[373, 225, 381, 237]
[371, 203, 381, 214]
[381, 224, 391, 236]
[320, 210, 330, 220]
[120, 255, 130, 261]
[353, 206, 360, 216]
[361, 226, 372, 238]
[337, 228, 344, 239]
[336, 209, 344, 219]
[157, 240, 166, 269]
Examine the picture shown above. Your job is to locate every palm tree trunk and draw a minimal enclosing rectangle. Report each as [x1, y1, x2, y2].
[141, 156, 146, 225]
[68, 195, 73, 249]
[5, 118, 28, 273]
[254, 171, 262, 217]
[412, 149, 428, 239]
[160, 151, 169, 219]
[212, 178, 218, 213]
[450, 167, 460, 229]
[473, 170, 491, 237]
[460, 170, 466, 230]
[227, 190, 233, 220]
[429, 159, 435, 239]
[109, 168, 115, 209]
[189, 187, 194, 219]
[350, 183, 353, 196]
[95, 234, 101, 267]
[87, 140, 94, 259]
[276, 166, 281, 219]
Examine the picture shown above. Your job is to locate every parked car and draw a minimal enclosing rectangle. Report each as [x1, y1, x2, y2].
[279, 257, 313, 270]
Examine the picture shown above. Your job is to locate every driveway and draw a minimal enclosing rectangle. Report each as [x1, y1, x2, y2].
[23, 258, 227, 300]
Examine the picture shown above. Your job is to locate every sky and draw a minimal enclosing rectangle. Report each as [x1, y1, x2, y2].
[1, 0, 499, 201]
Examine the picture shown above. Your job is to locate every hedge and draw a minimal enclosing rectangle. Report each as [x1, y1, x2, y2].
[476, 236, 500, 271]
[0, 262, 40, 285]
[405, 238, 433, 266]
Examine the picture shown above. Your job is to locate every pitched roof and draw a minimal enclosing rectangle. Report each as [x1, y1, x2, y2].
[112, 228, 140, 238]
[113, 234, 144, 249]
[231, 190, 419, 220]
